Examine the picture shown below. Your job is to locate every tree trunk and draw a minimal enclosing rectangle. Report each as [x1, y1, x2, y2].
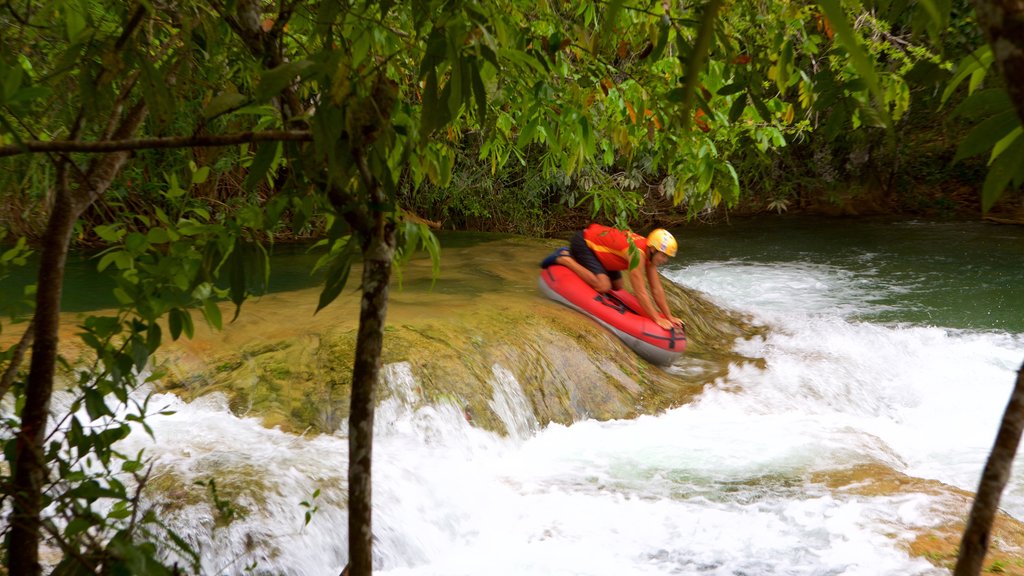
[955, 4, 1024, 574]
[955, 361, 1024, 575]
[970, 0, 1024, 124]
[7, 185, 79, 576]
[7, 102, 147, 574]
[347, 220, 395, 576]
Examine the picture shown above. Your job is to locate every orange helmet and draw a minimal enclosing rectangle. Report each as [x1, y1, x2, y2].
[646, 228, 678, 257]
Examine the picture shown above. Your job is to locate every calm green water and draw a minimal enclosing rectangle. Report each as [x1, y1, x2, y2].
[672, 216, 1024, 333]
[3, 217, 1022, 332]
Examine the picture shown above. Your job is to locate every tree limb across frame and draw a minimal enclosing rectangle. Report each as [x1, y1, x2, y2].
[0, 130, 313, 158]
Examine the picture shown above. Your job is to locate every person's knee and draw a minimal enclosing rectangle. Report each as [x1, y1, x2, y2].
[594, 276, 612, 293]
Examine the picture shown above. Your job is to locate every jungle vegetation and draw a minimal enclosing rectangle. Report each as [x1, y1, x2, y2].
[0, 1, 1023, 575]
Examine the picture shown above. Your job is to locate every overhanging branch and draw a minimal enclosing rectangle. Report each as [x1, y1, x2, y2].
[0, 130, 312, 158]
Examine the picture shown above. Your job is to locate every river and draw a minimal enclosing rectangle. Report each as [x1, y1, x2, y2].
[21, 217, 1024, 574]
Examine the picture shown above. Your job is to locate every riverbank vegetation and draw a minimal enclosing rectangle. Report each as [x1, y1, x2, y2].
[1, 0, 1023, 574]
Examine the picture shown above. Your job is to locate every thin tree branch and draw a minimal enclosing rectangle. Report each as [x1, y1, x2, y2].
[0, 318, 34, 400]
[0, 130, 313, 158]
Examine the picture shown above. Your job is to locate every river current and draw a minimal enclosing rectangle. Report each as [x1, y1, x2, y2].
[33, 217, 1024, 574]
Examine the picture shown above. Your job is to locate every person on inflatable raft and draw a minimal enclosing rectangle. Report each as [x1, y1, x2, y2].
[540, 224, 685, 331]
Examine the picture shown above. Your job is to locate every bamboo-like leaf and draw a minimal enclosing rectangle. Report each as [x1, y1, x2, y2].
[817, 0, 886, 125]
[676, 0, 723, 132]
[941, 45, 993, 105]
[419, 27, 447, 78]
[953, 109, 1020, 164]
[470, 58, 487, 122]
[243, 141, 279, 192]
[982, 133, 1024, 212]
[989, 126, 1022, 165]
[954, 89, 1013, 121]
[447, 55, 465, 116]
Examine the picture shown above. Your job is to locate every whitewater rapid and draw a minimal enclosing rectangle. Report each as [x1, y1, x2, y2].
[95, 255, 1024, 575]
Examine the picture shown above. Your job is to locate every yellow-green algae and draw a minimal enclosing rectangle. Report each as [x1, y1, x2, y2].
[816, 464, 1024, 574]
[153, 236, 764, 434]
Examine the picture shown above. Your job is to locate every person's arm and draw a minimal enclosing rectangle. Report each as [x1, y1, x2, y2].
[646, 261, 684, 328]
[630, 255, 672, 330]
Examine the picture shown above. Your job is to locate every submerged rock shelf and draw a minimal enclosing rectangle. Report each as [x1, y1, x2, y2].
[156, 236, 765, 434]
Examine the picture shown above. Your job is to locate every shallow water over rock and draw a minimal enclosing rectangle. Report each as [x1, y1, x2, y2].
[155, 235, 764, 434]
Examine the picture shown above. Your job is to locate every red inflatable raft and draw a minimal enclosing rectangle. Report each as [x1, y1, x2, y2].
[538, 264, 686, 365]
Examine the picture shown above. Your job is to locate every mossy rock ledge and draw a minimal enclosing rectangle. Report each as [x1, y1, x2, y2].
[155, 237, 766, 435]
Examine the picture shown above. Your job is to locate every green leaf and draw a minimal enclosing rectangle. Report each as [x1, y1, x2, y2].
[844, 78, 867, 93]
[107, 504, 133, 520]
[255, 60, 314, 103]
[990, 126, 1022, 164]
[421, 68, 450, 136]
[953, 109, 1020, 164]
[192, 166, 210, 185]
[917, 0, 950, 39]
[2, 62, 24, 100]
[727, 93, 747, 123]
[131, 335, 149, 372]
[954, 89, 1013, 121]
[203, 91, 248, 119]
[94, 224, 125, 243]
[650, 15, 671, 61]
[982, 132, 1024, 212]
[419, 27, 447, 78]
[146, 322, 162, 352]
[243, 142, 279, 192]
[749, 92, 772, 122]
[941, 45, 993, 105]
[717, 82, 745, 97]
[665, 87, 686, 103]
[125, 232, 148, 253]
[168, 308, 193, 340]
[817, 0, 885, 124]
[84, 388, 109, 420]
[600, 0, 626, 51]
[470, 59, 487, 122]
[147, 228, 170, 244]
[139, 58, 174, 134]
[204, 299, 223, 330]
[64, 1, 87, 42]
[315, 238, 358, 314]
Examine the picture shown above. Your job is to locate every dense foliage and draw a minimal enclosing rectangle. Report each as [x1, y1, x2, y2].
[0, 0, 1022, 574]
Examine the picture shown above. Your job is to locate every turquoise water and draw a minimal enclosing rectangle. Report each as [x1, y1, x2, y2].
[5, 218, 1022, 331]
[673, 217, 1024, 332]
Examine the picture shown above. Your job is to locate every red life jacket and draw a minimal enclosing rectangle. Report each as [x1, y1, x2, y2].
[583, 224, 648, 271]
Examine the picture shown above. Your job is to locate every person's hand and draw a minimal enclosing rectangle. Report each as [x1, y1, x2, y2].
[656, 317, 672, 330]
[668, 315, 684, 328]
